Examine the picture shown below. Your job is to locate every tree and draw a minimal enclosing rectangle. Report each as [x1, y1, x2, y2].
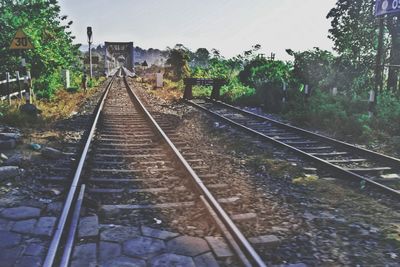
[238, 54, 292, 112]
[327, 0, 376, 68]
[0, 0, 81, 98]
[166, 44, 190, 80]
[287, 48, 335, 90]
[327, 0, 400, 93]
[193, 48, 210, 67]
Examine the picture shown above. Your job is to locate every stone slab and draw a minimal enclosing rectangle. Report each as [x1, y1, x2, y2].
[0, 206, 41, 220]
[24, 243, 46, 256]
[141, 226, 179, 240]
[167, 236, 210, 257]
[123, 236, 166, 259]
[0, 218, 12, 230]
[70, 259, 97, 267]
[78, 215, 99, 238]
[33, 217, 56, 237]
[101, 226, 140, 243]
[46, 202, 63, 214]
[102, 256, 146, 267]
[248, 235, 280, 248]
[0, 230, 21, 248]
[72, 243, 97, 260]
[99, 241, 121, 263]
[0, 247, 23, 267]
[15, 256, 42, 267]
[205, 236, 233, 258]
[11, 219, 36, 234]
[150, 253, 195, 267]
[194, 252, 220, 267]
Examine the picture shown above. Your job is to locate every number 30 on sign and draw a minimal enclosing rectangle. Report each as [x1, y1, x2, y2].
[9, 29, 34, 50]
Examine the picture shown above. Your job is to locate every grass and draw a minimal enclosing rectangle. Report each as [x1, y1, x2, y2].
[0, 86, 100, 129]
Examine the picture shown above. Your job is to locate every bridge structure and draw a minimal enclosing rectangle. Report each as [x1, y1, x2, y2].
[104, 41, 134, 75]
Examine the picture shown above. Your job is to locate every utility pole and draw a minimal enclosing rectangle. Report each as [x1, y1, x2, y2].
[87, 26, 93, 78]
[374, 17, 385, 101]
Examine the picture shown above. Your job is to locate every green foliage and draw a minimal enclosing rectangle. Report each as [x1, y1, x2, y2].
[34, 71, 62, 99]
[166, 44, 191, 80]
[192, 48, 210, 67]
[192, 86, 212, 98]
[238, 55, 291, 112]
[0, 0, 81, 98]
[287, 48, 335, 89]
[327, 0, 376, 68]
[374, 91, 400, 134]
[283, 89, 370, 140]
[220, 77, 255, 104]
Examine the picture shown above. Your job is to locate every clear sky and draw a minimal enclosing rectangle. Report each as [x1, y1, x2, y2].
[59, 0, 337, 60]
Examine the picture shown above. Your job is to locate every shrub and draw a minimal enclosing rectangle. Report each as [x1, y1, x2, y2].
[220, 78, 256, 104]
[34, 72, 63, 99]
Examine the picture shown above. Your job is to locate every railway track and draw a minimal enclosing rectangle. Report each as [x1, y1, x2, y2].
[187, 98, 400, 199]
[43, 71, 267, 267]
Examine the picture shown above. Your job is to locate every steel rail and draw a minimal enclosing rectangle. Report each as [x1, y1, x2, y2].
[211, 99, 400, 167]
[43, 75, 116, 267]
[123, 76, 266, 267]
[187, 99, 400, 198]
[59, 185, 86, 267]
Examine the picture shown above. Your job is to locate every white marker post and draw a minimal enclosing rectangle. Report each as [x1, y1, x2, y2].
[368, 90, 375, 117]
[64, 70, 70, 89]
[156, 72, 163, 88]
[282, 80, 287, 103]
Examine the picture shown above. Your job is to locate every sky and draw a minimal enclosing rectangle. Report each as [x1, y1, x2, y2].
[59, 0, 337, 60]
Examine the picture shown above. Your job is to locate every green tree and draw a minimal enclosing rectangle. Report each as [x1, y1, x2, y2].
[286, 48, 335, 90]
[327, 0, 376, 68]
[166, 44, 190, 80]
[192, 48, 210, 67]
[238, 54, 291, 112]
[326, 0, 400, 93]
[0, 0, 81, 98]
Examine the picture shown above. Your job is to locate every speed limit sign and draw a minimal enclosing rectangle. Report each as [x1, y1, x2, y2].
[9, 29, 34, 50]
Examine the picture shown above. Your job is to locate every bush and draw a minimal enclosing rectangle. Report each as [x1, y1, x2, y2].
[374, 91, 400, 134]
[34, 72, 63, 99]
[283, 89, 372, 140]
[220, 78, 256, 104]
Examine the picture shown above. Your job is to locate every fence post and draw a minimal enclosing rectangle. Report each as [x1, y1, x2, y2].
[16, 71, 23, 99]
[27, 70, 34, 102]
[24, 76, 31, 104]
[6, 72, 11, 105]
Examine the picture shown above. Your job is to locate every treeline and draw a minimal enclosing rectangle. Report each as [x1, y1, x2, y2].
[163, 1, 400, 146]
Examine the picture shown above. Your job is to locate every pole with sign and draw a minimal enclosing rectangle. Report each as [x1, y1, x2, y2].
[375, 0, 400, 16]
[87, 27, 93, 78]
[9, 29, 34, 104]
[373, 0, 398, 114]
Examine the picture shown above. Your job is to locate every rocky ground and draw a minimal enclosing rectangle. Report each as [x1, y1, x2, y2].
[137, 80, 400, 266]
[1, 76, 399, 266]
[0, 84, 106, 267]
